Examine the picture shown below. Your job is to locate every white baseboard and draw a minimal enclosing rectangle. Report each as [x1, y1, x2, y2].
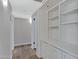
[14, 42, 31, 47]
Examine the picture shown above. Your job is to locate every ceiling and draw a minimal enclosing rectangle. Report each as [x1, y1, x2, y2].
[9, 0, 45, 19]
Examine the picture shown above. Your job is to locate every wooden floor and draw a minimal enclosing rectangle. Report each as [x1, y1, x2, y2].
[12, 45, 40, 59]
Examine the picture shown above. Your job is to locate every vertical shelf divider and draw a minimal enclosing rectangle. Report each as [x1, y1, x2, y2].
[59, 4, 61, 42]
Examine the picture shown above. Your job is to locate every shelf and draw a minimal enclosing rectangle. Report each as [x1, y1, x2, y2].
[61, 8, 78, 15]
[48, 26, 59, 28]
[48, 15, 59, 20]
[61, 21, 78, 25]
[41, 40, 78, 58]
[48, 5, 59, 20]
[48, 4, 59, 12]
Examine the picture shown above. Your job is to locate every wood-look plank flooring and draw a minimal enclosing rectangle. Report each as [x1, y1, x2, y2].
[12, 45, 40, 59]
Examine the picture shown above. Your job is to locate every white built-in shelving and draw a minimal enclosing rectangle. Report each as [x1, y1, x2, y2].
[32, 0, 78, 59]
[48, 0, 78, 58]
[48, 5, 59, 43]
[60, 0, 78, 46]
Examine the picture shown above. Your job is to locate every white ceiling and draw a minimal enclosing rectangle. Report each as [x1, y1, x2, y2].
[9, 0, 43, 19]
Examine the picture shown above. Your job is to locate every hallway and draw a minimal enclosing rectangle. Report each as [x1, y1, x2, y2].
[0, 0, 78, 59]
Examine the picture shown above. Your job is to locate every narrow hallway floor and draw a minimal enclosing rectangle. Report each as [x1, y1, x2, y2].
[12, 44, 40, 59]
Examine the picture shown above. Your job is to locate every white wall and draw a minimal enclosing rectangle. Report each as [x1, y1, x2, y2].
[0, 0, 12, 59]
[14, 17, 32, 46]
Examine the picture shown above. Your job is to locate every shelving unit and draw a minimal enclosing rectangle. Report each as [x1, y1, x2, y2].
[48, 0, 78, 57]
[48, 5, 59, 42]
[60, 0, 78, 46]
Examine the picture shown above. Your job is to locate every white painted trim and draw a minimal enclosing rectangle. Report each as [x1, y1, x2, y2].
[14, 43, 31, 47]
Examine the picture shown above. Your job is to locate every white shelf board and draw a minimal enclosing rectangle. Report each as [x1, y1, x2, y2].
[48, 4, 59, 12]
[48, 15, 59, 20]
[60, 8, 78, 15]
[61, 21, 78, 25]
[48, 25, 59, 28]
